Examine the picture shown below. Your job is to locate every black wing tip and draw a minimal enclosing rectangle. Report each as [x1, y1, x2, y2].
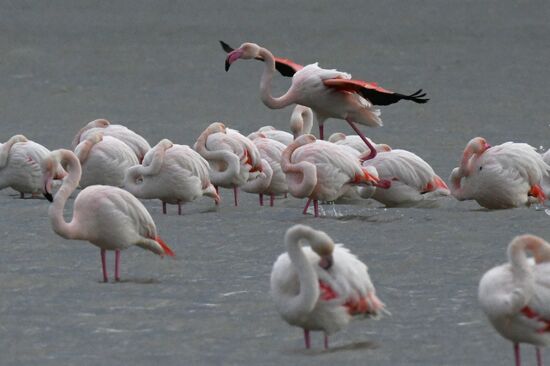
[219, 40, 234, 53]
[406, 89, 429, 103]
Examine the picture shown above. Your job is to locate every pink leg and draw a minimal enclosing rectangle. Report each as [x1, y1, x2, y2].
[214, 186, 219, 205]
[314, 200, 319, 218]
[233, 186, 239, 206]
[178, 202, 182, 216]
[304, 329, 311, 349]
[302, 197, 312, 215]
[536, 347, 542, 366]
[324, 332, 329, 350]
[319, 124, 324, 140]
[259, 193, 264, 206]
[162, 201, 167, 214]
[514, 343, 521, 366]
[270, 193, 275, 207]
[101, 249, 108, 283]
[114, 249, 121, 282]
[345, 118, 377, 161]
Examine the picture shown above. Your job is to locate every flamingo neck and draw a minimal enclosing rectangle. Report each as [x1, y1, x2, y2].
[284, 225, 321, 317]
[0, 136, 24, 168]
[509, 235, 550, 276]
[281, 140, 317, 198]
[449, 168, 466, 200]
[258, 47, 295, 109]
[123, 165, 148, 198]
[49, 150, 82, 240]
[290, 105, 314, 138]
[242, 159, 273, 194]
[195, 132, 241, 185]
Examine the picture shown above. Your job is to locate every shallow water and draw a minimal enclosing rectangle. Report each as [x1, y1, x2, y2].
[2, 1, 550, 365]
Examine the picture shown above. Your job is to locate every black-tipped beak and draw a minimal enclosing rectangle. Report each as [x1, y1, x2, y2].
[44, 191, 53, 202]
[319, 255, 333, 270]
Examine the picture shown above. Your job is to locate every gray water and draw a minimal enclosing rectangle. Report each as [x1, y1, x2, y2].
[2, 1, 550, 365]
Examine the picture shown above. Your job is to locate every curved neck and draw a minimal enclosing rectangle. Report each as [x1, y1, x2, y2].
[74, 140, 95, 164]
[242, 159, 273, 193]
[449, 168, 465, 200]
[290, 105, 313, 138]
[123, 165, 148, 198]
[0, 136, 24, 168]
[195, 131, 241, 184]
[281, 139, 317, 197]
[258, 47, 295, 109]
[49, 150, 82, 240]
[509, 235, 550, 278]
[284, 225, 320, 316]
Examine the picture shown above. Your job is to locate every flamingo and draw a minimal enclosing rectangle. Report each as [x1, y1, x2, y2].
[359, 148, 450, 207]
[71, 118, 151, 162]
[247, 126, 293, 146]
[74, 132, 139, 188]
[241, 136, 288, 206]
[541, 149, 550, 198]
[0, 134, 65, 198]
[281, 134, 388, 217]
[289, 105, 314, 139]
[222, 41, 428, 160]
[271, 224, 386, 349]
[124, 138, 219, 215]
[194, 122, 263, 206]
[450, 137, 549, 209]
[329, 132, 391, 155]
[479, 234, 550, 366]
[41, 149, 174, 282]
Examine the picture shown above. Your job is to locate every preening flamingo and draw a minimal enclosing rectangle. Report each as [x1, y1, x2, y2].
[42, 149, 174, 282]
[247, 126, 293, 146]
[222, 41, 428, 160]
[0, 134, 65, 198]
[359, 148, 450, 207]
[479, 234, 550, 366]
[124, 138, 219, 215]
[450, 137, 549, 209]
[271, 224, 385, 349]
[194, 122, 263, 206]
[289, 105, 314, 139]
[74, 132, 138, 188]
[241, 136, 288, 206]
[281, 134, 387, 217]
[329, 132, 390, 155]
[71, 118, 151, 162]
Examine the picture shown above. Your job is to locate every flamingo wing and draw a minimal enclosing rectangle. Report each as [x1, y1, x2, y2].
[323, 78, 429, 106]
[219, 40, 303, 77]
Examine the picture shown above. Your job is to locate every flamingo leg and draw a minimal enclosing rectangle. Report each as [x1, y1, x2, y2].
[345, 118, 377, 161]
[178, 202, 182, 216]
[324, 332, 329, 350]
[259, 193, 264, 206]
[302, 198, 312, 215]
[114, 249, 121, 282]
[319, 124, 324, 140]
[514, 343, 521, 366]
[233, 186, 239, 206]
[214, 186, 219, 205]
[162, 201, 167, 214]
[314, 200, 319, 218]
[100, 249, 108, 283]
[270, 193, 274, 207]
[20, 192, 24, 199]
[536, 347, 542, 366]
[304, 329, 311, 349]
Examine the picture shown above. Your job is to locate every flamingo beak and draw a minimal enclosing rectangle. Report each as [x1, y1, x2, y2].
[42, 172, 54, 202]
[225, 49, 244, 71]
[319, 254, 333, 270]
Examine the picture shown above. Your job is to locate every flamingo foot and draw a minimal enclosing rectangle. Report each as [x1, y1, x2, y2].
[304, 329, 311, 349]
[114, 249, 121, 282]
[346, 118, 377, 161]
[178, 202, 182, 216]
[324, 333, 329, 350]
[302, 198, 313, 215]
[259, 193, 264, 206]
[214, 186, 220, 205]
[515, 343, 521, 366]
[233, 186, 239, 206]
[270, 193, 274, 207]
[314, 200, 319, 218]
[536, 347, 542, 366]
[101, 249, 108, 283]
[162, 201, 167, 214]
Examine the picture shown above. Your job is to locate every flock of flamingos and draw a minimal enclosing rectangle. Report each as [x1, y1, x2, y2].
[3, 41, 550, 365]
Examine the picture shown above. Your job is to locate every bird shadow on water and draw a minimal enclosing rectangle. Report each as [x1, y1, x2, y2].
[288, 340, 379, 356]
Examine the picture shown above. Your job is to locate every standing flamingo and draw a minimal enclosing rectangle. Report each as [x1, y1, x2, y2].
[359, 148, 450, 207]
[222, 41, 428, 160]
[71, 118, 151, 162]
[194, 122, 263, 206]
[247, 126, 293, 146]
[74, 132, 139, 188]
[289, 105, 314, 139]
[242, 136, 288, 206]
[124, 138, 219, 215]
[0, 134, 65, 198]
[271, 224, 386, 349]
[281, 134, 387, 217]
[41, 149, 174, 282]
[450, 137, 549, 209]
[479, 234, 550, 366]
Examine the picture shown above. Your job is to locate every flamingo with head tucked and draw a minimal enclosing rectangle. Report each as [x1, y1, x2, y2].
[479, 234, 550, 366]
[248, 126, 293, 146]
[450, 137, 549, 209]
[124, 138, 219, 214]
[289, 105, 314, 139]
[271, 224, 386, 349]
[222, 41, 428, 160]
[42, 149, 174, 282]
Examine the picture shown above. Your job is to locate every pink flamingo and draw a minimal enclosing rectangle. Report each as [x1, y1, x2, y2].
[124, 139, 219, 215]
[72, 118, 151, 162]
[222, 41, 427, 160]
[194, 122, 263, 206]
[74, 132, 138, 188]
[247, 126, 293, 146]
[271, 224, 386, 349]
[289, 105, 314, 139]
[281, 134, 387, 217]
[329, 132, 390, 155]
[479, 234, 550, 366]
[450, 137, 549, 209]
[42, 149, 174, 282]
[359, 148, 450, 207]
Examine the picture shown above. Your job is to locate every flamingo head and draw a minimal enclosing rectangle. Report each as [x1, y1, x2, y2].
[86, 131, 104, 145]
[307, 228, 335, 270]
[87, 118, 111, 129]
[293, 134, 316, 146]
[41, 151, 62, 202]
[5, 134, 28, 145]
[156, 138, 174, 151]
[206, 122, 227, 135]
[376, 144, 392, 152]
[225, 42, 261, 71]
[460, 137, 491, 176]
